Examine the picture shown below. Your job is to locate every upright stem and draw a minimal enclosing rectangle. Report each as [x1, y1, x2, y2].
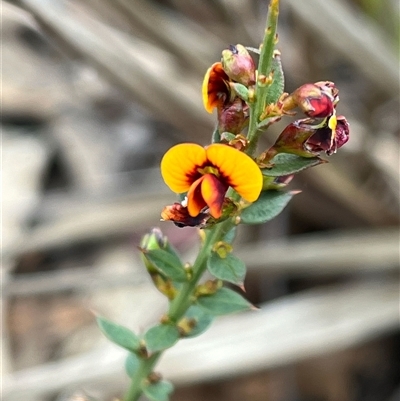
[247, 0, 280, 154]
[123, 3, 280, 399]
[123, 353, 161, 401]
[168, 221, 230, 321]
[123, 220, 233, 401]
[246, 104, 259, 157]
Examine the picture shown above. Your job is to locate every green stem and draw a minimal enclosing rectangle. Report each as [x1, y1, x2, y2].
[123, 5, 281, 399]
[123, 353, 161, 401]
[246, 104, 259, 157]
[168, 220, 232, 320]
[123, 220, 233, 401]
[247, 0, 280, 153]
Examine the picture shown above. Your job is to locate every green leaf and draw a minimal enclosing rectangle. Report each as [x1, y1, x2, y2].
[163, 241, 183, 264]
[262, 153, 324, 177]
[223, 226, 237, 244]
[197, 287, 252, 316]
[182, 306, 214, 338]
[220, 132, 236, 142]
[96, 316, 140, 352]
[264, 53, 284, 105]
[231, 82, 249, 101]
[207, 252, 246, 286]
[211, 126, 221, 143]
[125, 352, 140, 378]
[144, 324, 180, 353]
[143, 249, 187, 282]
[142, 380, 174, 401]
[240, 190, 294, 225]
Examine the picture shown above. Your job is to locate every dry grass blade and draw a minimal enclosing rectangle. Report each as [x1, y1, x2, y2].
[285, 0, 399, 95]
[17, 0, 214, 140]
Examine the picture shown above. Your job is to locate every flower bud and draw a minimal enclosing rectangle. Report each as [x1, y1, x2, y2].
[140, 228, 180, 299]
[195, 279, 222, 296]
[315, 81, 339, 100]
[221, 44, 256, 86]
[141, 227, 166, 251]
[177, 317, 197, 337]
[272, 119, 318, 157]
[217, 97, 247, 135]
[271, 115, 350, 157]
[141, 228, 167, 275]
[282, 82, 338, 118]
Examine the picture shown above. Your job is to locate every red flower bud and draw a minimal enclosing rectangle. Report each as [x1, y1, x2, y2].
[315, 81, 339, 104]
[217, 97, 247, 135]
[282, 82, 338, 118]
[272, 118, 317, 157]
[221, 44, 256, 87]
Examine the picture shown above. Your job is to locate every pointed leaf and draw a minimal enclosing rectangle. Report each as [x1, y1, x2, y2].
[125, 352, 140, 378]
[143, 249, 187, 282]
[163, 241, 182, 263]
[182, 306, 214, 338]
[240, 190, 294, 225]
[262, 153, 324, 177]
[264, 54, 284, 105]
[96, 316, 140, 352]
[197, 287, 252, 316]
[142, 380, 174, 401]
[144, 324, 180, 353]
[207, 252, 246, 286]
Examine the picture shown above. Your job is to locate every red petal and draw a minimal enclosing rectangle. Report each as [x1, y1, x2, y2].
[201, 174, 227, 219]
[187, 176, 208, 217]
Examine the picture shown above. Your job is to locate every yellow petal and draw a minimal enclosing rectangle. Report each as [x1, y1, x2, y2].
[202, 66, 214, 113]
[206, 144, 262, 202]
[161, 143, 207, 193]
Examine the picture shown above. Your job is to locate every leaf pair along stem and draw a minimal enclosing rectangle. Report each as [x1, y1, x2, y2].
[123, 2, 280, 399]
[123, 219, 234, 401]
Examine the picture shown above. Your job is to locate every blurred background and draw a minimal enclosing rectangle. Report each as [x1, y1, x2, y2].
[2, 0, 399, 400]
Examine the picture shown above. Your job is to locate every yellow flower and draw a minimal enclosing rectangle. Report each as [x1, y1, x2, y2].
[161, 143, 262, 218]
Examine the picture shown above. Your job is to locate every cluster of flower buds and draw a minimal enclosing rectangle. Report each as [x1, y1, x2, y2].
[203, 44, 257, 136]
[262, 81, 349, 160]
[160, 43, 349, 227]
